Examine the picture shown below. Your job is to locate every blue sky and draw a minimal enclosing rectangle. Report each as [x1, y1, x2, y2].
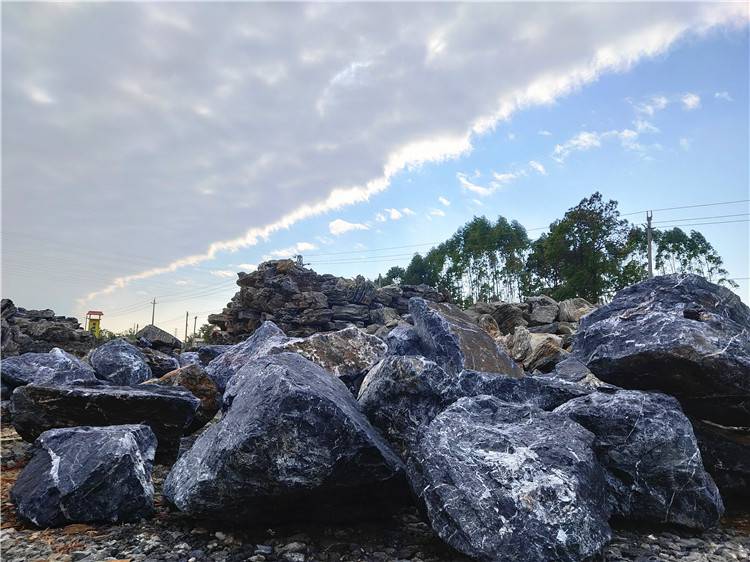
[3, 4, 748, 336]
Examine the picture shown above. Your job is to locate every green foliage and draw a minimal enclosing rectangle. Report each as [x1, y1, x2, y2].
[197, 323, 217, 341]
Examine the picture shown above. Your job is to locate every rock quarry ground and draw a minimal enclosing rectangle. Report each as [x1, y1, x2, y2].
[2, 424, 748, 562]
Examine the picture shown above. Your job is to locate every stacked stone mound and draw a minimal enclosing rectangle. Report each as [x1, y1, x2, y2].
[207, 259, 448, 340]
[1, 299, 95, 357]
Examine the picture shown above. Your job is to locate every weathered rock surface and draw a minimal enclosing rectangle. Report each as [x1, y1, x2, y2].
[558, 297, 596, 323]
[89, 339, 152, 386]
[574, 274, 750, 427]
[1, 348, 97, 390]
[693, 420, 750, 500]
[383, 323, 425, 356]
[410, 298, 522, 377]
[142, 364, 219, 433]
[11, 424, 156, 527]
[491, 302, 528, 335]
[1, 299, 95, 357]
[506, 326, 567, 372]
[526, 295, 560, 326]
[408, 396, 612, 562]
[556, 391, 723, 529]
[135, 324, 182, 352]
[140, 347, 180, 377]
[11, 383, 199, 463]
[164, 352, 407, 523]
[540, 356, 607, 388]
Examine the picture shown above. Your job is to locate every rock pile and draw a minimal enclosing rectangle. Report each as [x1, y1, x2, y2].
[1, 299, 95, 357]
[207, 259, 448, 340]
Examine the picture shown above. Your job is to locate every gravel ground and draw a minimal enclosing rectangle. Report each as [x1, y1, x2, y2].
[2, 425, 748, 562]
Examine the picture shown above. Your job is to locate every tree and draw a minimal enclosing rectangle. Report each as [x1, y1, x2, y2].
[383, 266, 406, 285]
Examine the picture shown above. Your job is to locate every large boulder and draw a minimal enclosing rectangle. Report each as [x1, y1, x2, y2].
[410, 298, 522, 377]
[1, 348, 97, 390]
[140, 347, 180, 377]
[10, 383, 199, 464]
[11, 425, 156, 527]
[408, 396, 611, 562]
[143, 364, 220, 433]
[556, 391, 723, 529]
[135, 324, 182, 351]
[574, 274, 750, 427]
[558, 297, 595, 323]
[693, 420, 750, 500]
[490, 302, 527, 335]
[506, 326, 567, 372]
[526, 295, 559, 326]
[89, 339, 152, 386]
[383, 323, 424, 356]
[164, 353, 407, 523]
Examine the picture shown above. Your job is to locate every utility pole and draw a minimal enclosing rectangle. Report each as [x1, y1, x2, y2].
[646, 211, 654, 278]
[150, 298, 157, 325]
[193, 315, 198, 337]
[184, 311, 189, 342]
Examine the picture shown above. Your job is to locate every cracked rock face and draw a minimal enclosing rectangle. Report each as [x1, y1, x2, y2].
[1, 348, 98, 390]
[574, 274, 750, 427]
[164, 352, 408, 524]
[556, 390, 724, 529]
[410, 298, 523, 377]
[11, 425, 156, 527]
[693, 420, 750, 500]
[10, 383, 199, 464]
[89, 339, 152, 386]
[408, 396, 611, 562]
[383, 323, 424, 356]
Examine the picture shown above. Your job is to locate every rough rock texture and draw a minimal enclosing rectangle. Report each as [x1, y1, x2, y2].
[140, 347, 180, 378]
[1, 299, 95, 357]
[207, 260, 447, 340]
[506, 326, 567, 372]
[693, 420, 750, 500]
[558, 297, 596, 323]
[1, 348, 97, 390]
[135, 324, 182, 352]
[383, 323, 424, 356]
[142, 364, 219, 433]
[164, 353, 407, 523]
[89, 339, 152, 386]
[410, 298, 523, 377]
[574, 274, 750, 428]
[556, 391, 723, 529]
[540, 356, 607, 388]
[491, 302, 528, 335]
[10, 383, 199, 463]
[526, 295, 560, 326]
[408, 396, 612, 562]
[10, 425, 156, 527]
[177, 351, 200, 367]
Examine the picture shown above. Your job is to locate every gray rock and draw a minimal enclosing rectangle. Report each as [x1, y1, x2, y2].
[693, 420, 750, 500]
[11, 425, 155, 527]
[556, 390, 723, 529]
[177, 351, 201, 367]
[140, 347, 180, 377]
[541, 356, 608, 388]
[1, 348, 97, 390]
[196, 344, 231, 365]
[370, 306, 401, 326]
[11, 383, 198, 464]
[526, 295, 559, 326]
[135, 324, 182, 351]
[574, 274, 750, 427]
[90, 339, 152, 386]
[558, 298, 596, 323]
[408, 396, 611, 562]
[383, 323, 424, 356]
[490, 302, 527, 335]
[164, 352, 407, 523]
[410, 298, 522, 377]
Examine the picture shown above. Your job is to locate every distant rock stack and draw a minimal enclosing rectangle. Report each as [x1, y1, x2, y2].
[208, 260, 449, 340]
[1, 299, 95, 357]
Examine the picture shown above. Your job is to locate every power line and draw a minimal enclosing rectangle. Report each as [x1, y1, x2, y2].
[619, 198, 749, 217]
[652, 213, 748, 224]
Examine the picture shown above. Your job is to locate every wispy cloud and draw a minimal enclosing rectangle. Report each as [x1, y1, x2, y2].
[714, 91, 733, 102]
[210, 270, 236, 278]
[681, 92, 701, 110]
[630, 94, 669, 116]
[329, 219, 369, 236]
[528, 160, 547, 175]
[438, 196, 451, 206]
[538, 130, 552, 136]
[679, 137, 692, 151]
[429, 208, 446, 217]
[552, 128, 651, 162]
[266, 241, 317, 258]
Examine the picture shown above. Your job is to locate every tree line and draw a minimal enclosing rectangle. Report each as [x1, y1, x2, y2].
[377, 192, 736, 306]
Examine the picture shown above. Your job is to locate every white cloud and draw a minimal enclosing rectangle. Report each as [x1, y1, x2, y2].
[492, 170, 525, 184]
[538, 130, 553, 136]
[329, 219, 369, 236]
[385, 208, 403, 220]
[679, 137, 692, 151]
[552, 128, 650, 162]
[457, 172, 496, 197]
[634, 119, 660, 133]
[438, 196, 451, 206]
[528, 160, 547, 175]
[175, 280, 190, 286]
[507, 132, 516, 141]
[210, 270, 236, 278]
[429, 208, 446, 217]
[26, 85, 55, 105]
[714, 91, 733, 101]
[375, 212, 387, 222]
[681, 92, 701, 110]
[402, 207, 416, 216]
[266, 241, 317, 258]
[236, 263, 258, 270]
[631, 94, 669, 116]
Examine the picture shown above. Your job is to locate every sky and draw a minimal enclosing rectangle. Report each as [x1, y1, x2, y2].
[2, 2, 749, 337]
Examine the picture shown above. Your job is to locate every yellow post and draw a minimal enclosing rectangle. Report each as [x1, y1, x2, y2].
[86, 311, 103, 338]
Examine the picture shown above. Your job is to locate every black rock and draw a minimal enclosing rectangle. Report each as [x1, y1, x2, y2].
[574, 274, 750, 427]
[164, 352, 408, 523]
[693, 420, 750, 500]
[11, 425, 156, 527]
[383, 323, 425, 356]
[177, 351, 201, 367]
[408, 396, 611, 562]
[141, 347, 180, 377]
[556, 390, 723, 529]
[1, 348, 98, 390]
[89, 339, 152, 386]
[10, 383, 199, 464]
[196, 344, 231, 365]
[135, 324, 182, 351]
[409, 298, 523, 377]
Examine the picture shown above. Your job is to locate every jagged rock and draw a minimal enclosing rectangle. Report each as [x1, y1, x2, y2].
[556, 391, 723, 529]
[164, 353, 407, 523]
[141, 347, 180, 377]
[11, 425, 156, 527]
[10, 383, 199, 464]
[1, 348, 97, 390]
[177, 351, 200, 367]
[527, 321, 577, 336]
[541, 356, 607, 388]
[506, 326, 566, 372]
[476, 314, 501, 340]
[526, 295, 559, 326]
[408, 396, 611, 562]
[574, 274, 750, 427]
[135, 324, 182, 351]
[205, 321, 290, 393]
[693, 420, 750, 500]
[370, 306, 400, 327]
[410, 298, 522, 377]
[491, 302, 527, 335]
[196, 344, 231, 365]
[558, 297, 596, 323]
[143, 364, 219, 433]
[383, 323, 424, 356]
[89, 339, 152, 386]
